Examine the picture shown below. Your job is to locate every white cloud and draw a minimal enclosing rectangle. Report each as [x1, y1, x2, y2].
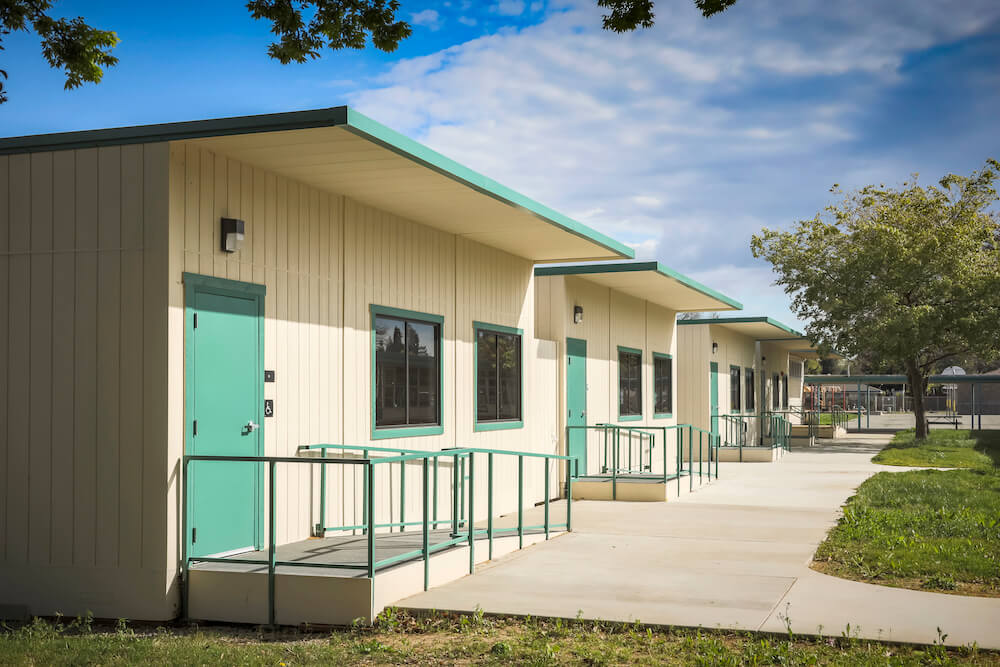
[530, 1, 544, 11]
[494, 0, 526, 16]
[349, 0, 1000, 317]
[411, 9, 442, 30]
[458, 16, 478, 26]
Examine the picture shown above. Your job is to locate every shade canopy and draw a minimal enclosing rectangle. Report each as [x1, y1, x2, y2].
[534, 261, 742, 312]
[0, 107, 634, 264]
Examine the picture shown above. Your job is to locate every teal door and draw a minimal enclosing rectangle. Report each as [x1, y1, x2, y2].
[709, 361, 720, 436]
[566, 338, 587, 477]
[185, 274, 265, 558]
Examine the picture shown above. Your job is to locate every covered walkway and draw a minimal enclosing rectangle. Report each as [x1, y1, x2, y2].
[400, 435, 1000, 649]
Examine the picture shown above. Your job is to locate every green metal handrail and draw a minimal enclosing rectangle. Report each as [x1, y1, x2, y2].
[565, 423, 719, 498]
[182, 444, 574, 628]
[719, 413, 791, 460]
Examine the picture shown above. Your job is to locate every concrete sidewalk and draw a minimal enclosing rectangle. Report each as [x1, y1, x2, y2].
[399, 435, 1000, 649]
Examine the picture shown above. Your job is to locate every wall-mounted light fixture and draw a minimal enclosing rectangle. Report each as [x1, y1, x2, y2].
[221, 217, 245, 253]
[573, 305, 584, 324]
[711, 341, 718, 355]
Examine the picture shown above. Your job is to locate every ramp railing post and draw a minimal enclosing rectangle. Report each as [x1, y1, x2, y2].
[367, 460, 376, 578]
[451, 454, 459, 537]
[544, 458, 551, 540]
[318, 448, 326, 537]
[400, 460, 406, 533]
[422, 457, 430, 591]
[362, 449, 369, 536]
[468, 453, 475, 574]
[518, 455, 524, 549]
[566, 457, 573, 531]
[268, 460, 277, 627]
[488, 453, 494, 560]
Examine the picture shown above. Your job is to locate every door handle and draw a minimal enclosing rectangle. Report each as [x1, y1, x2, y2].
[246, 421, 260, 432]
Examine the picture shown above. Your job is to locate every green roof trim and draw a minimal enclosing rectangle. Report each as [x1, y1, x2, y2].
[533, 261, 742, 311]
[0, 106, 634, 261]
[677, 315, 801, 337]
[0, 107, 351, 154]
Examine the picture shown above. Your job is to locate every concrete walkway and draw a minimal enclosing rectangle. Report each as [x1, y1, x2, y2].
[400, 435, 1000, 649]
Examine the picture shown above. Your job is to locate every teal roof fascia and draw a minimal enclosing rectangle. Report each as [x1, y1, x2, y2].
[533, 261, 742, 311]
[0, 106, 634, 261]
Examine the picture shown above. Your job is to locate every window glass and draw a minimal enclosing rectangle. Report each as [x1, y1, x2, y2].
[654, 355, 672, 415]
[477, 328, 522, 422]
[773, 373, 781, 409]
[375, 315, 440, 428]
[745, 368, 755, 411]
[730, 365, 741, 411]
[618, 349, 642, 416]
[782, 374, 789, 409]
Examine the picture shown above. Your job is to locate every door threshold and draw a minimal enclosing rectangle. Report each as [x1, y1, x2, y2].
[205, 546, 257, 559]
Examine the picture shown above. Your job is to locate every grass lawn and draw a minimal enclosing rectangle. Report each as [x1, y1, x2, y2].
[872, 429, 1000, 468]
[814, 430, 1000, 596]
[2, 610, 997, 666]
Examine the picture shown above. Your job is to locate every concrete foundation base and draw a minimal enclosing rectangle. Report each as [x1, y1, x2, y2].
[716, 446, 783, 462]
[187, 531, 557, 626]
[571, 477, 670, 502]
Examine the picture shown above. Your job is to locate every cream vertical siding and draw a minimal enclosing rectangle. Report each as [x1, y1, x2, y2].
[677, 323, 757, 438]
[0, 144, 173, 620]
[167, 144, 559, 581]
[537, 275, 680, 477]
[4, 137, 565, 622]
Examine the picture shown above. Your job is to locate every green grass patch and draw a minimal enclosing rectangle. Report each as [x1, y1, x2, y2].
[873, 429, 1000, 468]
[814, 462, 1000, 596]
[1, 610, 996, 666]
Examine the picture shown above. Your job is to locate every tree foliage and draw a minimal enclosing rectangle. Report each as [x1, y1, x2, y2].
[751, 160, 1000, 438]
[0, 0, 119, 104]
[1, 0, 739, 104]
[246, 0, 412, 63]
[598, 0, 738, 32]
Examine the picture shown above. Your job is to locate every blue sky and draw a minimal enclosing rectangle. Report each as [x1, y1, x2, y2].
[3, 0, 999, 327]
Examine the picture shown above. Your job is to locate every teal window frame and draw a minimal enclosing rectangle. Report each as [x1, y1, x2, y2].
[652, 352, 673, 419]
[617, 345, 643, 421]
[473, 321, 524, 432]
[729, 364, 742, 414]
[370, 304, 445, 440]
[745, 367, 755, 412]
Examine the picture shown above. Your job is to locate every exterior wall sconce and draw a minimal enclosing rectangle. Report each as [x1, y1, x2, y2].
[711, 342, 718, 355]
[573, 305, 584, 324]
[221, 217, 245, 253]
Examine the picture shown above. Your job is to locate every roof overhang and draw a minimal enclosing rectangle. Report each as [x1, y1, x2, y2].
[757, 336, 843, 360]
[0, 107, 634, 264]
[534, 261, 742, 312]
[678, 316, 801, 340]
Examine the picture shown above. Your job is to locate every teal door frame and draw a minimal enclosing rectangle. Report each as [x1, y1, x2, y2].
[183, 272, 266, 557]
[566, 337, 588, 477]
[709, 361, 720, 437]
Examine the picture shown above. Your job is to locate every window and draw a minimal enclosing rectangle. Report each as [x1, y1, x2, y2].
[772, 373, 781, 409]
[782, 373, 789, 409]
[372, 306, 443, 437]
[653, 353, 672, 417]
[745, 367, 755, 411]
[475, 323, 523, 430]
[618, 347, 642, 419]
[729, 365, 741, 412]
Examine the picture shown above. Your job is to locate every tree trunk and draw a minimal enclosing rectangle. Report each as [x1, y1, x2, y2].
[906, 361, 928, 440]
